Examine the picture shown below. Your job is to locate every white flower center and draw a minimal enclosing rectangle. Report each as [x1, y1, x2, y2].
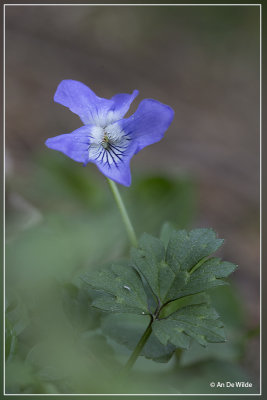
[88, 123, 129, 166]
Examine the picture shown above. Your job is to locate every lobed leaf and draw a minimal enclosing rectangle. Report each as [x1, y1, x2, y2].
[84, 227, 237, 361]
[82, 262, 149, 315]
[153, 303, 226, 349]
[176, 258, 237, 299]
[130, 229, 233, 305]
[166, 228, 224, 273]
[131, 233, 189, 304]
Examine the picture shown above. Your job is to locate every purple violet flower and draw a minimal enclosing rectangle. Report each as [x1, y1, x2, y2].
[45, 80, 174, 186]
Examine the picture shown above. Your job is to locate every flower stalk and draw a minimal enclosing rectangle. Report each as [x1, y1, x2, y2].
[107, 178, 138, 248]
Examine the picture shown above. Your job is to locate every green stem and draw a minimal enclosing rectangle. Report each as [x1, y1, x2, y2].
[124, 316, 153, 372]
[107, 178, 138, 247]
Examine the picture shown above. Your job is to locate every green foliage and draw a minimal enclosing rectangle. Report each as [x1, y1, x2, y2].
[153, 304, 225, 349]
[5, 318, 17, 362]
[102, 314, 175, 363]
[6, 161, 257, 394]
[84, 227, 237, 362]
[84, 263, 149, 315]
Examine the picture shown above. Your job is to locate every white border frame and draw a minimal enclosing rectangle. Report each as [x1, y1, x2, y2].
[3, 3, 262, 397]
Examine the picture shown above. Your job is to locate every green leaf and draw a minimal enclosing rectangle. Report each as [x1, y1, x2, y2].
[131, 233, 189, 304]
[84, 227, 236, 361]
[85, 228, 234, 314]
[159, 292, 209, 319]
[175, 258, 237, 299]
[153, 303, 226, 349]
[166, 228, 224, 273]
[102, 314, 175, 363]
[131, 229, 234, 305]
[82, 262, 149, 315]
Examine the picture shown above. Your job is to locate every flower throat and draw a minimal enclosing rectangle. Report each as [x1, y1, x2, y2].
[101, 133, 110, 150]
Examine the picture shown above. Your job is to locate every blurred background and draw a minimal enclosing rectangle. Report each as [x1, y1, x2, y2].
[5, 5, 260, 395]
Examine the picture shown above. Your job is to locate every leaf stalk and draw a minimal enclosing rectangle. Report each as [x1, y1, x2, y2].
[124, 315, 153, 372]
